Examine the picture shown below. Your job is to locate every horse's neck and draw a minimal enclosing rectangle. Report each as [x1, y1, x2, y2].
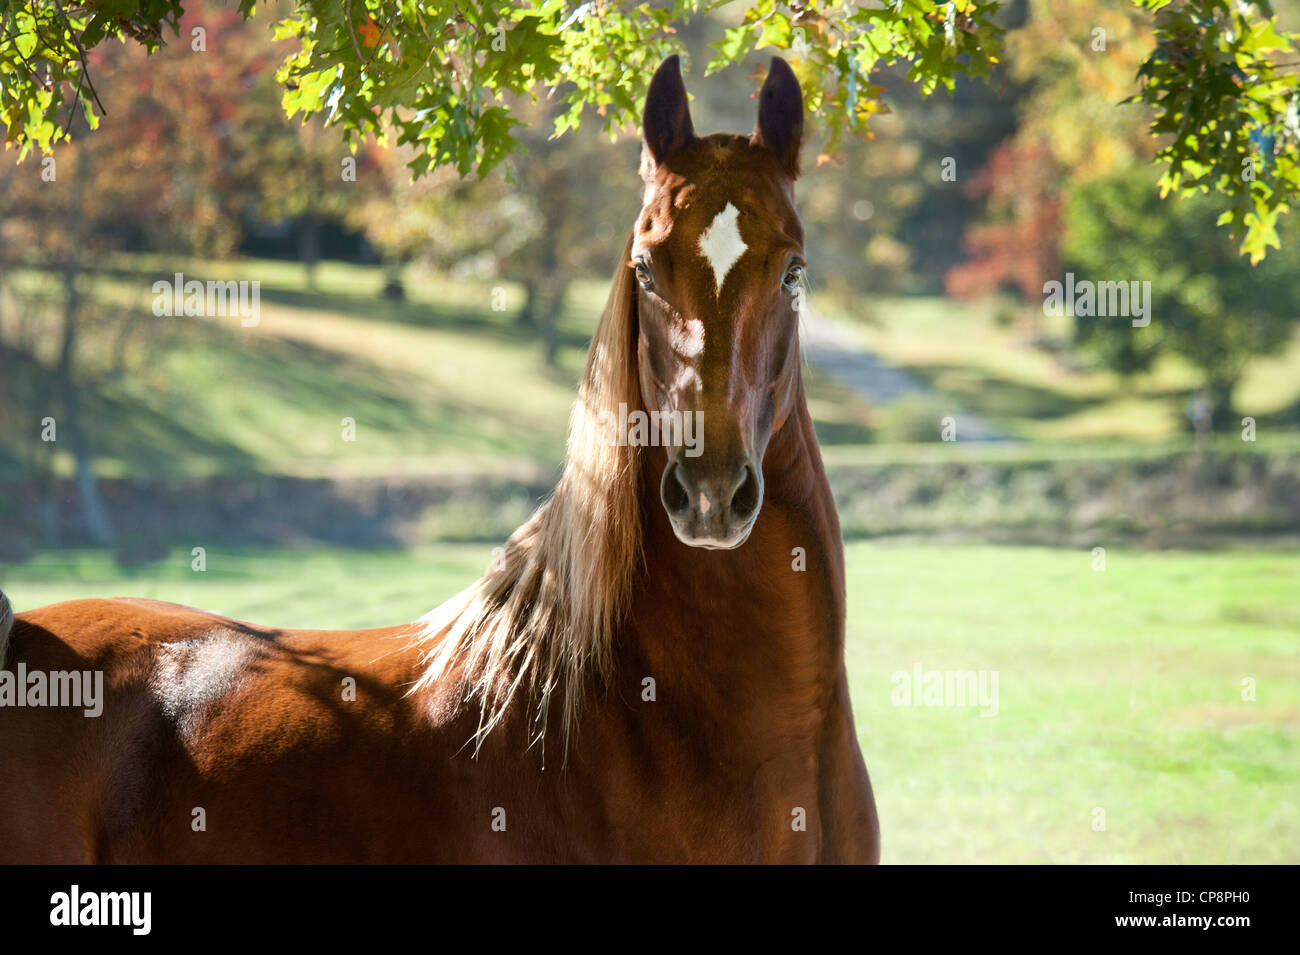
[625, 394, 845, 711]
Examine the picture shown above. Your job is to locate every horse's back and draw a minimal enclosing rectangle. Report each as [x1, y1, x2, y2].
[0, 597, 437, 863]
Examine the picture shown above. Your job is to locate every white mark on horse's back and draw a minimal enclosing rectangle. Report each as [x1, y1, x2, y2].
[150, 633, 259, 738]
[698, 202, 745, 295]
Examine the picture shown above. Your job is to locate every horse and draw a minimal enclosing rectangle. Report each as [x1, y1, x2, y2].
[0, 55, 880, 863]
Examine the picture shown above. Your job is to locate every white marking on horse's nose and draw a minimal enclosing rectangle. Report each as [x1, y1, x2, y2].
[698, 202, 746, 295]
[698, 493, 711, 515]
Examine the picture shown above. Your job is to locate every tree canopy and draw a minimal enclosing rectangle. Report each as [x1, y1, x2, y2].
[2, 1, 1299, 260]
[1065, 162, 1300, 422]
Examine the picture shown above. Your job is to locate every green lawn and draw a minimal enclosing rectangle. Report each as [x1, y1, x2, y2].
[0, 258, 591, 478]
[0, 256, 876, 478]
[7, 256, 1300, 479]
[824, 295, 1300, 443]
[7, 541, 1296, 864]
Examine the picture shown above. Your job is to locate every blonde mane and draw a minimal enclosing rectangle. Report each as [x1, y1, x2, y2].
[410, 237, 644, 756]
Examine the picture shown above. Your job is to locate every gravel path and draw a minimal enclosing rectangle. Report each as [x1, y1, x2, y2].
[800, 305, 1015, 442]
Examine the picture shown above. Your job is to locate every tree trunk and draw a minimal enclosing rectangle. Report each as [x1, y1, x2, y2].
[58, 137, 115, 546]
[34, 351, 61, 547]
[299, 215, 320, 290]
[531, 174, 569, 367]
[38, 461, 59, 546]
[540, 286, 566, 369]
[1207, 378, 1238, 433]
[381, 262, 406, 301]
[517, 280, 539, 326]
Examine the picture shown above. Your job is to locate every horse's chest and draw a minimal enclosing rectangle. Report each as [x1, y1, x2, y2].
[563, 694, 824, 862]
[587, 747, 822, 863]
[578, 573, 831, 860]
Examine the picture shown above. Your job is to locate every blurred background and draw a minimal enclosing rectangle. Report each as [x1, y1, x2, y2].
[0, 0, 1296, 862]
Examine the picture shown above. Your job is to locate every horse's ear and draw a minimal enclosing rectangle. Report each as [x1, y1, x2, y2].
[643, 55, 695, 167]
[752, 57, 804, 178]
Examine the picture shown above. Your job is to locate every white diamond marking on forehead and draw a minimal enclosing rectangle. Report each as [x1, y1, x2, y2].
[698, 202, 746, 296]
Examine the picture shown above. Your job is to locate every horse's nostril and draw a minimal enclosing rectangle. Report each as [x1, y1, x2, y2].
[729, 465, 760, 522]
[663, 461, 760, 528]
[660, 462, 691, 517]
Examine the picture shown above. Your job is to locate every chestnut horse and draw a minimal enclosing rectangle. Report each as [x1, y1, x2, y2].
[0, 56, 879, 863]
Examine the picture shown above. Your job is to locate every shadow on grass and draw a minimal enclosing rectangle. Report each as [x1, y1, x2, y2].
[255, 285, 593, 352]
[1257, 397, 1300, 429]
[72, 260, 596, 356]
[813, 419, 876, 446]
[3, 311, 568, 478]
[903, 362, 1107, 422]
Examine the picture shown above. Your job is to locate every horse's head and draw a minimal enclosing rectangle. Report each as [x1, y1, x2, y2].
[633, 55, 805, 550]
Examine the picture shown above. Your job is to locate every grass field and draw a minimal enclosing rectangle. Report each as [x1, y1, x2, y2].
[7, 541, 1296, 864]
[1, 256, 877, 478]
[9, 255, 1300, 482]
[823, 295, 1300, 442]
[0, 258, 591, 478]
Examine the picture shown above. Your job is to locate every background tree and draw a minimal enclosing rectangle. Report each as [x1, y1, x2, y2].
[0, 1, 313, 542]
[1064, 164, 1300, 426]
[353, 95, 635, 366]
[5, 0, 1298, 262]
[239, 108, 390, 289]
[945, 0, 1158, 313]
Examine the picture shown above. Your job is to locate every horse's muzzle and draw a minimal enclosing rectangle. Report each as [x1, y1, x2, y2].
[660, 459, 761, 549]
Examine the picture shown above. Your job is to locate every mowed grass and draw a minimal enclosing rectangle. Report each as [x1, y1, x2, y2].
[8, 256, 1300, 478]
[0, 257, 874, 478]
[1, 258, 588, 478]
[6, 541, 1296, 864]
[844, 543, 1300, 864]
[824, 295, 1300, 442]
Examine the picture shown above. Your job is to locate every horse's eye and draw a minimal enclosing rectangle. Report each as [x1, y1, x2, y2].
[634, 262, 654, 290]
[782, 264, 804, 291]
